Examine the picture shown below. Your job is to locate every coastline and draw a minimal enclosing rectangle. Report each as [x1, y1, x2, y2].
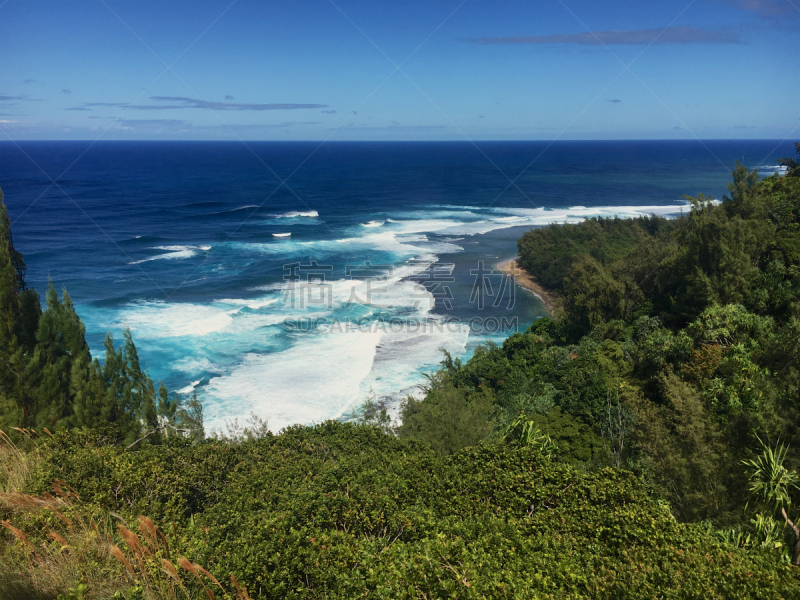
[497, 257, 555, 315]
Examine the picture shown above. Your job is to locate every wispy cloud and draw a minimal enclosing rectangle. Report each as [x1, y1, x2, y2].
[155, 97, 329, 111]
[22, 79, 38, 84]
[65, 107, 92, 111]
[81, 96, 328, 111]
[116, 119, 189, 128]
[206, 121, 322, 129]
[0, 93, 47, 103]
[61, 89, 72, 94]
[341, 123, 450, 132]
[224, 95, 234, 100]
[113, 119, 321, 130]
[321, 109, 337, 114]
[720, 0, 796, 17]
[464, 26, 741, 46]
[609, 99, 622, 103]
[85, 102, 162, 110]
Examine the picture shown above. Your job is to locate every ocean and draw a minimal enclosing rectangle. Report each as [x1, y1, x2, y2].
[0, 139, 792, 432]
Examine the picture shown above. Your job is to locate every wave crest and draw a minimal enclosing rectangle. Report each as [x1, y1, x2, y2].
[275, 210, 319, 218]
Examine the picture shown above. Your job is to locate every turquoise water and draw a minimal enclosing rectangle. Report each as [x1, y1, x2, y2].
[0, 140, 792, 431]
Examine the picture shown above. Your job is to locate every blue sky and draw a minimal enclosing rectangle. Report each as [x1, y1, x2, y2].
[1, 0, 798, 140]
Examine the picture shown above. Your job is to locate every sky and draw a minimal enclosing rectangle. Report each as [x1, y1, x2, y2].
[0, 0, 798, 141]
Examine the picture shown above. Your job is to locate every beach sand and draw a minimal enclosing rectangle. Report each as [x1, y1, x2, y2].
[497, 257, 556, 315]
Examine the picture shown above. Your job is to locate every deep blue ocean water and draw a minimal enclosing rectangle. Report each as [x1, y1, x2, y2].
[0, 140, 793, 431]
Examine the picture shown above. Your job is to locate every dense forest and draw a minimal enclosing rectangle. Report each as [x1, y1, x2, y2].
[1, 145, 800, 598]
[398, 146, 800, 534]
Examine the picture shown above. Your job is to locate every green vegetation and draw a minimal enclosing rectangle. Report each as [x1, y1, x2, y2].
[3, 146, 800, 597]
[3, 424, 799, 599]
[399, 148, 800, 547]
[0, 186, 201, 445]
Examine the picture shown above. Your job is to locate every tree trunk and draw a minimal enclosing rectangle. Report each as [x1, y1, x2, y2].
[781, 507, 800, 566]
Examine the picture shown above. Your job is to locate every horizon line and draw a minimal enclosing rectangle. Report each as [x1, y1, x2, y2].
[0, 138, 791, 143]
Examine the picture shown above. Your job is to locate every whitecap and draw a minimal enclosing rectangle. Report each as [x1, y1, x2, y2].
[274, 210, 319, 218]
[170, 357, 224, 374]
[215, 297, 281, 310]
[177, 379, 202, 394]
[128, 245, 200, 265]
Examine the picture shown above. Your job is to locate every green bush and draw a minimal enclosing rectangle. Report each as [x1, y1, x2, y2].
[15, 422, 800, 598]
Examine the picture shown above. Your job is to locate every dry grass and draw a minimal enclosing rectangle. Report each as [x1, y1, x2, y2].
[0, 429, 252, 600]
[0, 428, 47, 493]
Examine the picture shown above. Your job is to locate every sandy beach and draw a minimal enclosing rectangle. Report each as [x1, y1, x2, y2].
[497, 257, 556, 315]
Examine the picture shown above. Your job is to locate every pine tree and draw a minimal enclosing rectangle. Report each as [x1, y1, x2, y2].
[0, 184, 199, 443]
[0, 186, 29, 292]
[0, 190, 34, 429]
[176, 391, 204, 441]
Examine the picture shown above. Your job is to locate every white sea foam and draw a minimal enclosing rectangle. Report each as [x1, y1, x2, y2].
[203, 327, 383, 433]
[355, 316, 470, 414]
[275, 210, 319, 218]
[117, 296, 331, 341]
[758, 165, 788, 175]
[214, 297, 280, 310]
[128, 245, 209, 265]
[247, 282, 287, 292]
[177, 379, 202, 394]
[380, 203, 690, 238]
[489, 204, 689, 220]
[117, 301, 235, 338]
[391, 209, 481, 221]
[170, 356, 224, 374]
[232, 230, 462, 261]
[418, 203, 691, 235]
[117, 200, 696, 431]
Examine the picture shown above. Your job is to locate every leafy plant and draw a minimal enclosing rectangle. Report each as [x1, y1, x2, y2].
[743, 437, 800, 565]
[500, 413, 557, 456]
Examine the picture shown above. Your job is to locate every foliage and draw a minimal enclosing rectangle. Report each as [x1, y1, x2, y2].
[353, 388, 393, 435]
[5, 151, 800, 595]
[397, 374, 493, 456]
[406, 154, 800, 528]
[743, 437, 800, 565]
[0, 186, 199, 445]
[4, 422, 800, 599]
[777, 142, 800, 177]
[500, 413, 557, 456]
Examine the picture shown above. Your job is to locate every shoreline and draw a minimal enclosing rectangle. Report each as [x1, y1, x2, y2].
[497, 257, 555, 315]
